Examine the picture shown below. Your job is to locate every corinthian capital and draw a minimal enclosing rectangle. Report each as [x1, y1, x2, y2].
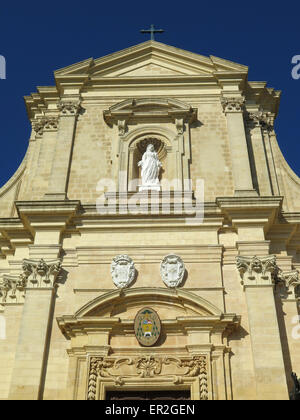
[57, 100, 82, 116]
[277, 270, 300, 300]
[0, 275, 26, 304]
[21, 258, 62, 289]
[31, 116, 59, 137]
[236, 255, 278, 288]
[221, 97, 245, 113]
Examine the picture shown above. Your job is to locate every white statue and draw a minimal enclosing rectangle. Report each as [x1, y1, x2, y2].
[111, 255, 136, 289]
[138, 144, 162, 191]
[160, 255, 185, 288]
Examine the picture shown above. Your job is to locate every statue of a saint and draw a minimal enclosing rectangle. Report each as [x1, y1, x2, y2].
[138, 144, 162, 191]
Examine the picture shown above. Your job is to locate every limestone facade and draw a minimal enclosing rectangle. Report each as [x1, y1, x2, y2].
[0, 41, 299, 400]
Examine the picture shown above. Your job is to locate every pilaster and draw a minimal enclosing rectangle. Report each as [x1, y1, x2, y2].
[220, 96, 257, 197]
[236, 254, 289, 399]
[44, 100, 82, 200]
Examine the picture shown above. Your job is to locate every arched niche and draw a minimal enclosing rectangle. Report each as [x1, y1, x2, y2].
[104, 98, 197, 193]
[117, 126, 185, 192]
[127, 133, 171, 191]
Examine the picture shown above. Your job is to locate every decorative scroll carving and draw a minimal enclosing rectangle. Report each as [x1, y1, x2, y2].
[20, 258, 62, 288]
[57, 100, 82, 116]
[160, 254, 185, 288]
[221, 97, 245, 113]
[87, 354, 208, 400]
[110, 255, 136, 289]
[88, 357, 133, 400]
[236, 255, 278, 287]
[136, 356, 162, 378]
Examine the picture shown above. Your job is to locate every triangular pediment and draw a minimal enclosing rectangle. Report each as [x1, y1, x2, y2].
[54, 41, 248, 81]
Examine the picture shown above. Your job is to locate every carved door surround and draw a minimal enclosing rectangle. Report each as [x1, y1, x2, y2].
[103, 98, 197, 192]
[57, 288, 240, 400]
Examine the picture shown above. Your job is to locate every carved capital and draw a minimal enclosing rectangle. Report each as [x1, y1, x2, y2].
[246, 111, 275, 132]
[31, 116, 59, 137]
[277, 270, 300, 300]
[57, 100, 82, 116]
[0, 274, 26, 304]
[117, 119, 127, 136]
[236, 255, 278, 288]
[21, 258, 62, 289]
[221, 97, 245, 114]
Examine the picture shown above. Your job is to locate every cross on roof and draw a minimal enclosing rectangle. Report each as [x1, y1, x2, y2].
[140, 24, 164, 41]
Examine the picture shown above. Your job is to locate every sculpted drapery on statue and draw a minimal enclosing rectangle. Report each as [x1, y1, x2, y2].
[138, 144, 162, 191]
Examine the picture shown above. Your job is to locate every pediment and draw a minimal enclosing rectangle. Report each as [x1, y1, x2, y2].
[103, 98, 198, 126]
[54, 41, 248, 81]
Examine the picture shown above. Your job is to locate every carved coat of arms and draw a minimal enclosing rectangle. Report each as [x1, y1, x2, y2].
[110, 255, 136, 289]
[160, 254, 185, 288]
[134, 307, 161, 347]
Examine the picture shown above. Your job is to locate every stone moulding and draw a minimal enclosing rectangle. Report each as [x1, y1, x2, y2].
[87, 354, 208, 400]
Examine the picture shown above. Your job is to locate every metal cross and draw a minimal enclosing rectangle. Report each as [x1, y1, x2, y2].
[140, 24, 164, 41]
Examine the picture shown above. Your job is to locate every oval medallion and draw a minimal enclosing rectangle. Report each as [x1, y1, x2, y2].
[134, 307, 161, 347]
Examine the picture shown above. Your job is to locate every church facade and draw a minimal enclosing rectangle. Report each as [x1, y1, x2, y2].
[0, 41, 299, 400]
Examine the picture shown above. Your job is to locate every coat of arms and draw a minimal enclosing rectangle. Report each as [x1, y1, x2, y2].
[134, 307, 161, 346]
[110, 255, 136, 289]
[160, 254, 185, 288]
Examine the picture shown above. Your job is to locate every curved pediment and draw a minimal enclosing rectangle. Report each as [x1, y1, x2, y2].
[74, 288, 223, 318]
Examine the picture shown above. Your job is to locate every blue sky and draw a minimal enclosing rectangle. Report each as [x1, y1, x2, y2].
[0, 1, 300, 186]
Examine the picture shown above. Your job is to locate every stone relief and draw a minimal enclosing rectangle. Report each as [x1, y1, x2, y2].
[160, 254, 185, 288]
[111, 255, 136, 289]
[87, 355, 208, 400]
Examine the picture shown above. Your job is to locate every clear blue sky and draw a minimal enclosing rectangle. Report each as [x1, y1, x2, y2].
[1, 0, 300, 186]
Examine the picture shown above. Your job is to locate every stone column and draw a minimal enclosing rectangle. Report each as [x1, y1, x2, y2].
[236, 255, 289, 399]
[8, 259, 62, 400]
[221, 97, 257, 197]
[44, 100, 81, 200]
